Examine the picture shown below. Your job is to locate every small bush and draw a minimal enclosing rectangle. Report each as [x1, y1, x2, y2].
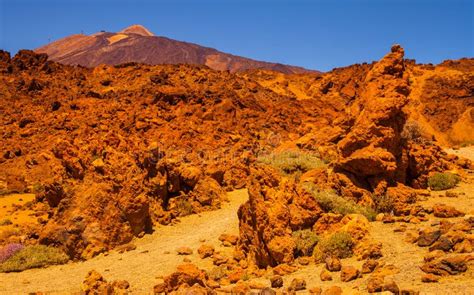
[257, 150, 326, 178]
[292, 229, 319, 257]
[459, 140, 474, 148]
[175, 198, 194, 216]
[242, 272, 251, 281]
[0, 243, 24, 263]
[374, 195, 394, 213]
[304, 184, 376, 221]
[313, 232, 354, 262]
[0, 245, 68, 272]
[428, 172, 461, 191]
[401, 120, 427, 143]
[32, 183, 45, 194]
[0, 219, 13, 226]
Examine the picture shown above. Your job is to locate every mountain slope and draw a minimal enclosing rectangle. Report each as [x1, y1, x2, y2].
[35, 25, 315, 74]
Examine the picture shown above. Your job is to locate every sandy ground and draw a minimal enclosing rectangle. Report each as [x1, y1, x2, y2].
[0, 190, 248, 294]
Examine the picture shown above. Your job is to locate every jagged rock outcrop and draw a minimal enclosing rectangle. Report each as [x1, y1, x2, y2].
[329, 45, 410, 201]
[238, 166, 323, 267]
[236, 45, 468, 268]
[318, 45, 458, 202]
[0, 50, 319, 258]
[1, 45, 471, 263]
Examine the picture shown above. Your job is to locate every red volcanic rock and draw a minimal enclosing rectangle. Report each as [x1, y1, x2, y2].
[420, 255, 469, 276]
[81, 270, 129, 294]
[1, 49, 324, 258]
[160, 263, 210, 293]
[237, 166, 323, 267]
[432, 204, 465, 218]
[333, 44, 410, 197]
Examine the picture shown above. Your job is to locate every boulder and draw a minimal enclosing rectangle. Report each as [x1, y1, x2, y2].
[322, 286, 343, 295]
[433, 204, 465, 218]
[320, 268, 333, 281]
[176, 246, 193, 255]
[289, 278, 306, 291]
[362, 259, 379, 274]
[81, 270, 129, 294]
[417, 229, 441, 247]
[325, 257, 342, 272]
[197, 244, 215, 259]
[270, 275, 283, 288]
[340, 265, 360, 282]
[162, 264, 209, 292]
[420, 255, 468, 276]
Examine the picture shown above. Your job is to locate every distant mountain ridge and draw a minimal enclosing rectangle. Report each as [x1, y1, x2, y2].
[35, 24, 317, 74]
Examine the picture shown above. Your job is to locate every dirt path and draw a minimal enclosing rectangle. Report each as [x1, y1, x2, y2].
[0, 189, 248, 294]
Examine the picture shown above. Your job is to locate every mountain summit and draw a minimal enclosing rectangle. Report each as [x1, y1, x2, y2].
[35, 25, 315, 73]
[119, 24, 154, 36]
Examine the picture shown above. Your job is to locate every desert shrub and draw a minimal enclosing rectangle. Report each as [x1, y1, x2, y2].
[428, 172, 461, 191]
[292, 229, 319, 257]
[241, 272, 251, 281]
[304, 184, 376, 221]
[175, 198, 194, 216]
[401, 120, 426, 143]
[32, 183, 44, 194]
[0, 243, 24, 263]
[313, 231, 354, 262]
[373, 195, 394, 213]
[0, 245, 68, 272]
[459, 140, 474, 147]
[257, 150, 326, 178]
[0, 219, 13, 226]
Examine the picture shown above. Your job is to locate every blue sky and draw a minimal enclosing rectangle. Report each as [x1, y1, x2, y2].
[0, 0, 472, 71]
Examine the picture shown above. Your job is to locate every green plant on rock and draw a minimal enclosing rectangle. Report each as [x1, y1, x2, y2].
[374, 194, 394, 213]
[32, 183, 45, 194]
[292, 229, 319, 257]
[257, 150, 326, 179]
[313, 231, 354, 262]
[427, 172, 460, 191]
[0, 219, 13, 226]
[175, 197, 194, 216]
[304, 183, 376, 221]
[0, 245, 68, 272]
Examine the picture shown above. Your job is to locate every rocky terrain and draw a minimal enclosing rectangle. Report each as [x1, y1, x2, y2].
[0, 45, 473, 294]
[35, 25, 315, 74]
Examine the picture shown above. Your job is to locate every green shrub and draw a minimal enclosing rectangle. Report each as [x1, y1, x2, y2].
[175, 198, 194, 216]
[32, 183, 45, 194]
[428, 172, 461, 191]
[292, 229, 319, 257]
[374, 195, 394, 213]
[0, 245, 68, 272]
[242, 272, 251, 281]
[313, 231, 353, 262]
[459, 140, 474, 147]
[304, 184, 376, 221]
[0, 219, 13, 226]
[257, 150, 326, 178]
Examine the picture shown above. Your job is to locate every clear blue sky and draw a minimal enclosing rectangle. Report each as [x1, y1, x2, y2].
[0, 0, 472, 71]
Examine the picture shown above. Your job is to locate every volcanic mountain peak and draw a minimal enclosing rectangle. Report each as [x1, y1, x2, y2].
[35, 26, 316, 73]
[119, 24, 154, 36]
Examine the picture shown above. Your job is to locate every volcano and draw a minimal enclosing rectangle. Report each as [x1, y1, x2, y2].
[35, 24, 315, 74]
